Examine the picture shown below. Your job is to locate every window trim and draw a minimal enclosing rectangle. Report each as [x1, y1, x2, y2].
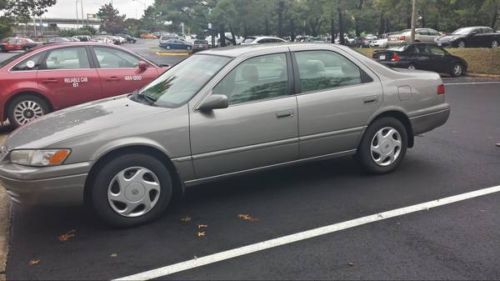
[292, 49, 374, 95]
[208, 52, 294, 107]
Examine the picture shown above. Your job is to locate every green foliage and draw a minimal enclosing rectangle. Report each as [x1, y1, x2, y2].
[97, 3, 126, 35]
[0, 0, 56, 37]
[0, 16, 12, 39]
[58, 26, 96, 37]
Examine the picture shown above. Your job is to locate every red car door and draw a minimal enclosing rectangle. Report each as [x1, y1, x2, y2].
[36, 46, 102, 109]
[92, 46, 159, 98]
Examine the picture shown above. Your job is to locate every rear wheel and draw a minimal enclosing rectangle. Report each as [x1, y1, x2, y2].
[7, 95, 49, 128]
[357, 117, 408, 174]
[492, 40, 499, 49]
[89, 153, 173, 227]
[457, 40, 466, 48]
[408, 64, 416, 70]
[450, 63, 464, 77]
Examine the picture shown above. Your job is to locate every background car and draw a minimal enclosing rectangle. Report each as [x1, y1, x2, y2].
[360, 34, 378, 47]
[46, 37, 79, 44]
[373, 43, 467, 77]
[192, 39, 209, 52]
[241, 36, 287, 45]
[140, 33, 158, 39]
[160, 38, 193, 50]
[435, 26, 500, 48]
[370, 38, 388, 48]
[0, 37, 40, 52]
[387, 28, 441, 46]
[73, 35, 91, 42]
[116, 34, 137, 44]
[92, 35, 114, 44]
[0, 42, 168, 127]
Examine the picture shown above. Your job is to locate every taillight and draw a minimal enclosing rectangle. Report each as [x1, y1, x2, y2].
[437, 84, 445, 95]
[391, 53, 400, 62]
[399, 35, 406, 41]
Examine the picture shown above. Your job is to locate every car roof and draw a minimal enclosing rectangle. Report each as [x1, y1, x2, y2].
[199, 43, 335, 57]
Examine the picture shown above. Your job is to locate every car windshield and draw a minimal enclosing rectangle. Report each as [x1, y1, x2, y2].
[387, 46, 408, 52]
[452, 27, 475, 35]
[133, 54, 231, 108]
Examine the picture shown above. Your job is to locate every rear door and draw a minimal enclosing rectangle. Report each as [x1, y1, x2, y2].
[290, 48, 382, 158]
[36, 46, 102, 109]
[92, 46, 159, 98]
[426, 45, 450, 73]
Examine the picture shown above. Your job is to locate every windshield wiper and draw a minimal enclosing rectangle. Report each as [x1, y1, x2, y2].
[130, 91, 157, 106]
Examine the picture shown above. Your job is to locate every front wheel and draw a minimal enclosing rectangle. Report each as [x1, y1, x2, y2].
[492, 40, 499, 49]
[408, 64, 416, 70]
[457, 40, 466, 48]
[89, 153, 173, 227]
[7, 95, 49, 128]
[357, 117, 408, 174]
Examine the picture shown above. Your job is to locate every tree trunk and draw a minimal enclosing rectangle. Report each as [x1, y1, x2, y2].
[229, 24, 237, 45]
[378, 13, 384, 35]
[219, 23, 226, 47]
[265, 17, 270, 35]
[290, 19, 296, 42]
[277, 0, 284, 37]
[491, 3, 499, 28]
[330, 16, 335, 43]
[338, 8, 345, 45]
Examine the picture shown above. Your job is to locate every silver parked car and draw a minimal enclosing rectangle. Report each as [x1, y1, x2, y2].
[0, 44, 450, 227]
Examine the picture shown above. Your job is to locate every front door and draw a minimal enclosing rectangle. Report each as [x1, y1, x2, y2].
[190, 53, 299, 179]
[37, 46, 102, 109]
[93, 46, 159, 98]
[290, 49, 382, 158]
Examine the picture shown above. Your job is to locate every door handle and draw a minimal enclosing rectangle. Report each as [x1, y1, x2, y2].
[106, 76, 120, 81]
[363, 96, 379, 104]
[42, 78, 58, 83]
[276, 110, 295, 119]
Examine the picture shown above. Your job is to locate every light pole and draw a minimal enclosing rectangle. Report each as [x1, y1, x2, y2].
[410, 0, 417, 43]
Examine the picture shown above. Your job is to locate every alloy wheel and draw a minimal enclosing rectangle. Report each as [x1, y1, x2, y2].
[370, 127, 402, 167]
[107, 167, 161, 218]
[13, 100, 45, 125]
[492, 40, 499, 48]
[453, 64, 463, 76]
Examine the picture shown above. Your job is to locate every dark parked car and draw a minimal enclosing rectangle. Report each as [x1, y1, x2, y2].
[117, 34, 137, 44]
[160, 39, 193, 50]
[373, 43, 468, 77]
[435, 26, 500, 48]
[192, 39, 209, 52]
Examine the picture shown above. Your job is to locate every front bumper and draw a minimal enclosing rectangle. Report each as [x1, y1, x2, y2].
[410, 104, 451, 136]
[0, 162, 91, 206]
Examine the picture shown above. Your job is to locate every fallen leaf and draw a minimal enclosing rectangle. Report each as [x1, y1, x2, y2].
[197, 231, 206, 237]
[110, 253, 118, 258]
[58, 229, 76, 242]
[29, 259, 40, 266]
[238, 214, 259, 222]
[180, 216, 192, 223]
[198, 224, 208, 229]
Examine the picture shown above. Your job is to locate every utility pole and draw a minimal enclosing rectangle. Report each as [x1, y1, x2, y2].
[81, 0, 85, 26]
[76, 0, 80, 28]
[410, 0, 417, 43]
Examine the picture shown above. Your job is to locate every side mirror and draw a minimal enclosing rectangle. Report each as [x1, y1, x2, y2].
[198, 94, 229, 111]
[138, 60, 148, 71]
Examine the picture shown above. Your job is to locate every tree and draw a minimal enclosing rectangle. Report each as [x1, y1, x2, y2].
[97, 3, 126, 35]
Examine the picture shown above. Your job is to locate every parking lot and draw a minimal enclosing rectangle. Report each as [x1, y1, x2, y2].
[1, 40, 500, 280]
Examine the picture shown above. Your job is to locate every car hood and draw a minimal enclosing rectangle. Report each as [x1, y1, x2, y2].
[437, 35, 462, 41]
[5, 95, 169, 150]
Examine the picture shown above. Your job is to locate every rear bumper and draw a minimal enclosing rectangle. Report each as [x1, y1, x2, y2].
[410, 104, 451, 135]
[0, 162, 90, 206]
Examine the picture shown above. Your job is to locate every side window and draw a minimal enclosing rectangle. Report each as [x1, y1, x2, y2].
[44, 47, 90, 70]
[213, 53, 289, 105]
[94, 47, 139, 68]
[12, 52, 44, 71]
[295, 51, 366, 93]
[428, 46, 446, 56]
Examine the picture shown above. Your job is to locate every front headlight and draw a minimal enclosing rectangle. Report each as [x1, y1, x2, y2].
[9, 149, 71, 167]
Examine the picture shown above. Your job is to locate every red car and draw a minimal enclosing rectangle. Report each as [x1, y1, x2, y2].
[0, 37, 40, 52]
[0, 42, 168, 127]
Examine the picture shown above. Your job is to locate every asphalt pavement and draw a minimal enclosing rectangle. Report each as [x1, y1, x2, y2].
[1, 41, 500, 280]
[3, 82, 500, 280]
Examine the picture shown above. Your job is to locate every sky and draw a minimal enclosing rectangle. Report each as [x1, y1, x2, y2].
[43, 0, 153, 20]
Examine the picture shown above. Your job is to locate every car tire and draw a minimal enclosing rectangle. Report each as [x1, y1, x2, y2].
[450, 63, 464, 77]
[89, 153, 173, 228]
[457, 40, 466, 48]
[408, 64, 416, 70]
[7, 95, 50, 128]
[23, 46, 31, 51]
[492, 40, 499, 49]
[356, 117, 408, 174]
[166, 46, 171, 50]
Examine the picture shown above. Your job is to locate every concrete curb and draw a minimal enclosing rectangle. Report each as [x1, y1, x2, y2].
[467, 73, 500, 79]
[0, 187, 9, 281]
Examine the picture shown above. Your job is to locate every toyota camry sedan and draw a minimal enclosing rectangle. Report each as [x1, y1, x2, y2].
[0, 44, 450, 227]
[0, 42, 167, 127]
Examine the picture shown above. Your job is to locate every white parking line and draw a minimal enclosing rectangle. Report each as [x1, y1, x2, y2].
[114, 185, 500, 281]
[444, 81, 500, 86]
